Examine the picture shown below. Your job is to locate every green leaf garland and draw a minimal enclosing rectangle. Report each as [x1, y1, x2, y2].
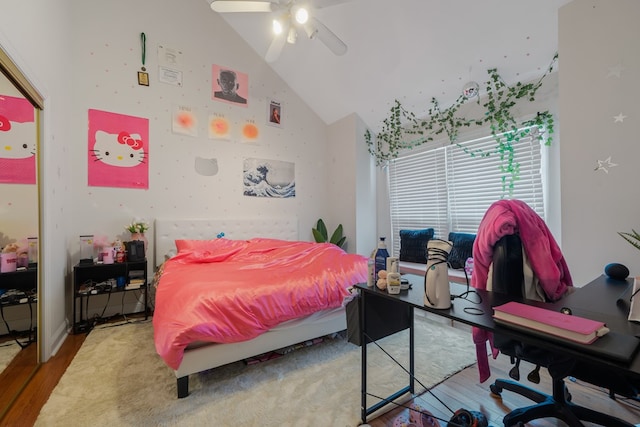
[366, 54, 558, 195]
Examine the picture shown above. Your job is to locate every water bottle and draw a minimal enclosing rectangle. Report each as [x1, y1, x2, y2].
[374, 237, 390, 280]
[367, 258, 375, 287]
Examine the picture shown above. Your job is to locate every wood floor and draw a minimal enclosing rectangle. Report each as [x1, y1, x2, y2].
[367, 356, 640, 426]
[0, 333, 84, 426]
[1, 324, 639, 426]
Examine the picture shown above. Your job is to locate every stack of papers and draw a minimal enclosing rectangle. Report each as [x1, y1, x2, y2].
[125, 279, 145, 290]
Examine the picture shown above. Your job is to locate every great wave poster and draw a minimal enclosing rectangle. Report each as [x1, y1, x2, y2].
[243, 157, 295, 198]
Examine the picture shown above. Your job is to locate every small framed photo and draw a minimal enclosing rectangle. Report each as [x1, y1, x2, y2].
[267, 98, 282, 128]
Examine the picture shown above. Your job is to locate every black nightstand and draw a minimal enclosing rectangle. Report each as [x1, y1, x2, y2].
[72, 260, 148, 333]
[0, 268, 38, 341]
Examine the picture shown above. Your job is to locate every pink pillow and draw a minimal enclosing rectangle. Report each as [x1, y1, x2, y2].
[173, 238, 247, 262]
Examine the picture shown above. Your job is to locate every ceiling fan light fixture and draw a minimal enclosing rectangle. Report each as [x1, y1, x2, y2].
[287, 27, 297, 44]
[294, 7, 309, 24]
[303, 22, 318, 39]
[212, 0, 348, 60]
[272, 18, 284, 35]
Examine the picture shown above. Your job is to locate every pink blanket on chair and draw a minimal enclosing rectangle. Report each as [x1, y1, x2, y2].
[470, 199, 572, 382]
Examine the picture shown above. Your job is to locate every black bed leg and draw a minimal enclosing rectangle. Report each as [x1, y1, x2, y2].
[177, 376, 189, 398]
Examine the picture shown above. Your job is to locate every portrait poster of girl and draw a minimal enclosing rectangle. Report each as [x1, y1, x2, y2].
[267, 99, 282, 128]
[0, 94, 36, 184]
[88, 109, 149, 189]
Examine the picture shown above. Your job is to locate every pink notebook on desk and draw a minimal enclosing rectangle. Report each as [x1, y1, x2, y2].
[493, 301, 610, 344]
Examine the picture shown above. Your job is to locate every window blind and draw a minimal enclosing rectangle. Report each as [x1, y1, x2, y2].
[388, 129, 545, 257]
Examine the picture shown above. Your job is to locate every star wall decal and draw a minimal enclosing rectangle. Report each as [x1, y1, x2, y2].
[607, 63, 624, 78]
[613, 113, 627, 123]
[594, 156, 618, 174]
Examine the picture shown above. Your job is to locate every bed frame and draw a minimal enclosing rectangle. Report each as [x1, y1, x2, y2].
[154, 218, 348, 398]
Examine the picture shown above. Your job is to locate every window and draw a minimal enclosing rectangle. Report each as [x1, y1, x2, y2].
[388, 128, 545, 257]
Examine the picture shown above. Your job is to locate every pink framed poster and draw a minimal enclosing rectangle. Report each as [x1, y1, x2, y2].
[88, 109, 149, 189]
[0, 95, 36, 184]
[212, 65, 248, 107]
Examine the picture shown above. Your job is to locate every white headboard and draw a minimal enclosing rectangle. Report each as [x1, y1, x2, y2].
[154, 217, 299, 267]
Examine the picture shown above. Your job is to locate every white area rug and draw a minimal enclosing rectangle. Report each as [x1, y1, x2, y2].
[0, 342, 21, 373]
[36, 316, 475, 427]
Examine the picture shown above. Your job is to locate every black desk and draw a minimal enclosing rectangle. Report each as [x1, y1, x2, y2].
[355, 274, 640, 424]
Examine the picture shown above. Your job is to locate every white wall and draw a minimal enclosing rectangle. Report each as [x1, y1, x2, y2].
[354, 115, 378, 257]
[327, 113, 377, 257]
[559, 0, 640, 285]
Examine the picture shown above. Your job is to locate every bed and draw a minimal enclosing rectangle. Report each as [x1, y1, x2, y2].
[153, 218, 367, 398]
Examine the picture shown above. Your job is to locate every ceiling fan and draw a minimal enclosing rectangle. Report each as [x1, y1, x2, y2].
[209, 0, 349, 62]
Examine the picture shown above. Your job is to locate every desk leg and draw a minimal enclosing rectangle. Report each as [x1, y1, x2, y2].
[360, 291, 415, 424]
[409, 307, 414, 394]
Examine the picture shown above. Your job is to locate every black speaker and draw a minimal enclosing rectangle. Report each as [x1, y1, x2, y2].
[125, 240, 145, 262]
[604, 263, 629, 281]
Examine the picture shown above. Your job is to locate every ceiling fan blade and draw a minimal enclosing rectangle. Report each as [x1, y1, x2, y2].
[210, 1, 275, 13]
[311, 0, 352, 9]
[306, 17, 347, 56]
[265, 23, 288, 63]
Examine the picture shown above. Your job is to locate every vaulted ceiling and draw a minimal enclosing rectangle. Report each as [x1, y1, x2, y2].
[210, 0, 571, 131]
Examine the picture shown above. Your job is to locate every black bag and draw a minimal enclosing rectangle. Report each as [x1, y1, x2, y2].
[344, 289, 411, 347]
[345, 294, 362, 345]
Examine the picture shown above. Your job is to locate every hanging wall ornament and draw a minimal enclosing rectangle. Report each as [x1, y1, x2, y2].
[594, 156, 618, 174]
[138, 32, 149, 86]
[462, 81, 479, 99]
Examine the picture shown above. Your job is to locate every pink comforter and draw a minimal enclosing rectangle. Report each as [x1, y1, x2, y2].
[153, 238, 367, 370]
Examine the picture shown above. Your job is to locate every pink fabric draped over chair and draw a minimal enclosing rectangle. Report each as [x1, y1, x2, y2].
[470, 199, 573, 382]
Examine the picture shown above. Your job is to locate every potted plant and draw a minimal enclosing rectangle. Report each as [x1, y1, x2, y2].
[125, 220, 149, 235]
[618, 229, 640, 251]
[125, 219, 150, 251]
[312, 219, 346, 249]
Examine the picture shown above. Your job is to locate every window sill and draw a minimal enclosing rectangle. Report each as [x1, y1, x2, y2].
[398, 261, 468, 284]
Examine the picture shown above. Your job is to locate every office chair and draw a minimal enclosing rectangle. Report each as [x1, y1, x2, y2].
[489, 233, 638, 427]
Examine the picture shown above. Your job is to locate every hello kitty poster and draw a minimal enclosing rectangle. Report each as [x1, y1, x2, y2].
[88, 109, 149, 189]
[0, 94, 36, 184]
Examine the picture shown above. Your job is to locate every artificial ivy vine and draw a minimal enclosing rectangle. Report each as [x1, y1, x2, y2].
[365, 53, 558, 194]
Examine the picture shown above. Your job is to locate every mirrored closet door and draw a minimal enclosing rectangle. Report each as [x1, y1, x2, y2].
[0, 45, 43, 418]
